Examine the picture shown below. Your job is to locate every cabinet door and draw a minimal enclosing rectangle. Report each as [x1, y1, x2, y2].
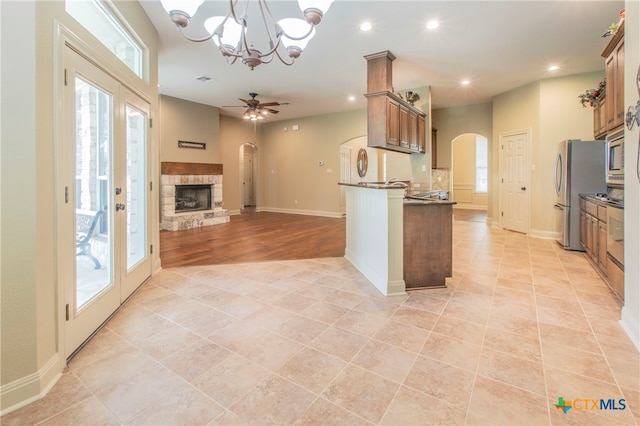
[430, 126, 436, 163]
[614, 39, 624, 129]
[399, 104, 410, 148]
[387, 97, 400, 146]
[417, 115, 425, 154]
[605, 52, 616, 130]
[408, 110, 419, 151]
[580, 210, 587, 249]
[589, 216, 599, 262]
[598, 222, 607, 272]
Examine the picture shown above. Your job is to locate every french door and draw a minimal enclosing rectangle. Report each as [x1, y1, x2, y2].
[60, 46, 151, 357]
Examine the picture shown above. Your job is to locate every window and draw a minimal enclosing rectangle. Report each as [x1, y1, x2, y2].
[476, 136, 488, 193]
[66, 0, 144, 78]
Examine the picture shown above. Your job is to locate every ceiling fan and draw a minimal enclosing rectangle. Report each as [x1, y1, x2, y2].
[223, 93, 288, 121]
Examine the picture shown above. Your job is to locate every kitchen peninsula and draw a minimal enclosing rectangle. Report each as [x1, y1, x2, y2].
[339, 183, 455, 296]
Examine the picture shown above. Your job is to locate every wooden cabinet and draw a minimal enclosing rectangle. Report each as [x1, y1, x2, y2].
[598, 221, 608, 272]
[364, 50, 427, 154]
[403, 201, 453, 289]
[602, 22, 625, 132]
[365, 92, 427, 154]
[387, 96, 400, 146]
[431, 127, 437, 167]
[593, 91, 607, 139]
[581, 199, 607, 269]
[418, 115, 426, 153]
[399, 104, 410, 148]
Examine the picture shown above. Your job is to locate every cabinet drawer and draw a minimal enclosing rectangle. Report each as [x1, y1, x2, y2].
[579, 198, 586, 211]
[586, 201, 598, 217]
[597, 205, 607, 222]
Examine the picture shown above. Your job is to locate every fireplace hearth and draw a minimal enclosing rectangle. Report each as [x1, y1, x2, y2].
[161, 162, 229, 231]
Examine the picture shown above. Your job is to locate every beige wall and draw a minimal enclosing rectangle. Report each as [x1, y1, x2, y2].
[431, 103, 493, 213]
[431, 103, 493, 171]
[492, 71, 602, 237]
[259, 109, 367, 216]
[1, 0, 158, 412]
[218, 115, 263, 214]
[159, 95, 221, 163]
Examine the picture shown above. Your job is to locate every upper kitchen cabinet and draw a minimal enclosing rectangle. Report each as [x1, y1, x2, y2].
[364, 51, 427, 154]
[602, 21, 624, 133]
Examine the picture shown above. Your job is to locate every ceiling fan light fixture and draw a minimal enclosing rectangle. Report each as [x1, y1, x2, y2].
[162, 0, 332, 70]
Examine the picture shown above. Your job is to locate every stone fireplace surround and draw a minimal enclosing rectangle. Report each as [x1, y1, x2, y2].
[161, 162, 229, 231]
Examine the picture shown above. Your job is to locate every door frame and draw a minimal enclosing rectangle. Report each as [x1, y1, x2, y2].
[54, 25, 154, 361]
[498, 128, 531, 233]
[239, 142, 259, 210]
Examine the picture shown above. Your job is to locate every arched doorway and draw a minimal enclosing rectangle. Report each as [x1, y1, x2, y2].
[451, 133, 489, 211]
[239, 143, 258, 209]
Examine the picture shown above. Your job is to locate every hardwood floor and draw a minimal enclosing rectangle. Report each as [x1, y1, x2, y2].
[160, 208, 488, 268]
[160, 209, 346, 268]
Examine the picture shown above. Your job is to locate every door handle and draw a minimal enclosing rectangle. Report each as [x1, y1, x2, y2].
[521, 186, 527, 191]
[116, 203, 126, 211]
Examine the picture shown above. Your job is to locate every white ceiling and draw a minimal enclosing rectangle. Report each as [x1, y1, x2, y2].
[140, 0, 624, 122]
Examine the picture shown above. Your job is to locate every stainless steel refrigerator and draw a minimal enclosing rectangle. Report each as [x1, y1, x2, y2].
[554, 140, 606, 250]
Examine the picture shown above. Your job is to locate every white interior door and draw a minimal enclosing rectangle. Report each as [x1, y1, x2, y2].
[500, 131, 530, 233]
[61, 47, 150, 357]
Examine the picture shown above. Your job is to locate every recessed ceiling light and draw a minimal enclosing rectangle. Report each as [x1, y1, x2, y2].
[348, 95, 356, 101]
[461, 80, 470, 86]
[360, 22, 372, 32]
[548, 65, 560, 71]
[426, 20, 439, 30]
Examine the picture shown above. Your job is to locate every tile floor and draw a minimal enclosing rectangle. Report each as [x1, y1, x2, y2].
[3, 220, 639, 425]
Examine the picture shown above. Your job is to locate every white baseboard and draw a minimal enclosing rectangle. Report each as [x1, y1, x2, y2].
[452, 205, 488, 211]
[0, 353, 63, 415]
[529, 229, 559, 240]
[620, 307, 640, 351]
[257, 207, 343, 219]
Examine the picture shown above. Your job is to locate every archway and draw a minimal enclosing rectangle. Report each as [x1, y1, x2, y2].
[450, 133, 489, 211]
[239, 142, 258, 210]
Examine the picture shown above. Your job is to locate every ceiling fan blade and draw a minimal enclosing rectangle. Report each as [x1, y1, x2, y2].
[238, 98, 250, 104]
[221, 105, 248, 108]
[259, 102, 280, 107]
[264, 108, 280, 114]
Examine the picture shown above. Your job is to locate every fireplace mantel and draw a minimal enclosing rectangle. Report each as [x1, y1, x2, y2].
[161, 162, 223, 176]
[160, 162, 229, 231]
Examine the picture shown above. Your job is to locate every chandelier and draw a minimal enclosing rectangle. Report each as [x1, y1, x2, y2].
[160, 0, 334, 70]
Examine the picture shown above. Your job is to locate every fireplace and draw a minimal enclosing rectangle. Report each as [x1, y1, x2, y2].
[161, 162, 229, 231]
[175, 184, 211, 212]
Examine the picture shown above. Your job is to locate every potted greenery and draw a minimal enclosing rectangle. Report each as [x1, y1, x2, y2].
[579, 80, 606, 108]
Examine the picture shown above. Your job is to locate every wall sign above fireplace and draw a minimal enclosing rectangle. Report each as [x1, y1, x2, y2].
[178, 140, 206, 150]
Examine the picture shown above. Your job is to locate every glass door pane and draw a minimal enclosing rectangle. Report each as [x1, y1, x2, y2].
[75, 77, 114, 310]
[125, 105, 147, 270]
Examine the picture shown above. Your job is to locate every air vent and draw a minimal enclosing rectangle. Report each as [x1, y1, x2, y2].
[196, 76, 214, 82]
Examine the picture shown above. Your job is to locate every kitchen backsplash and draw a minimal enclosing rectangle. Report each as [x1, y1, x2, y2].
[431, 168, 449, 191]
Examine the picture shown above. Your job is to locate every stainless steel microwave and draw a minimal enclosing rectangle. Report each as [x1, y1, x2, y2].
[606, 129, 624, 186]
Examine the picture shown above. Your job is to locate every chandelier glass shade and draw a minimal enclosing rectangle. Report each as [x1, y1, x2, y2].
[160, 0, 334, 70]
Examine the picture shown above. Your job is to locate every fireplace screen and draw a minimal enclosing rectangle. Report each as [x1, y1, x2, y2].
[175, 184, 211, 212]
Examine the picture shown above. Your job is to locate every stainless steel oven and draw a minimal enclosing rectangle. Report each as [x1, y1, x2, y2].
[607, 205, 624, 267]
